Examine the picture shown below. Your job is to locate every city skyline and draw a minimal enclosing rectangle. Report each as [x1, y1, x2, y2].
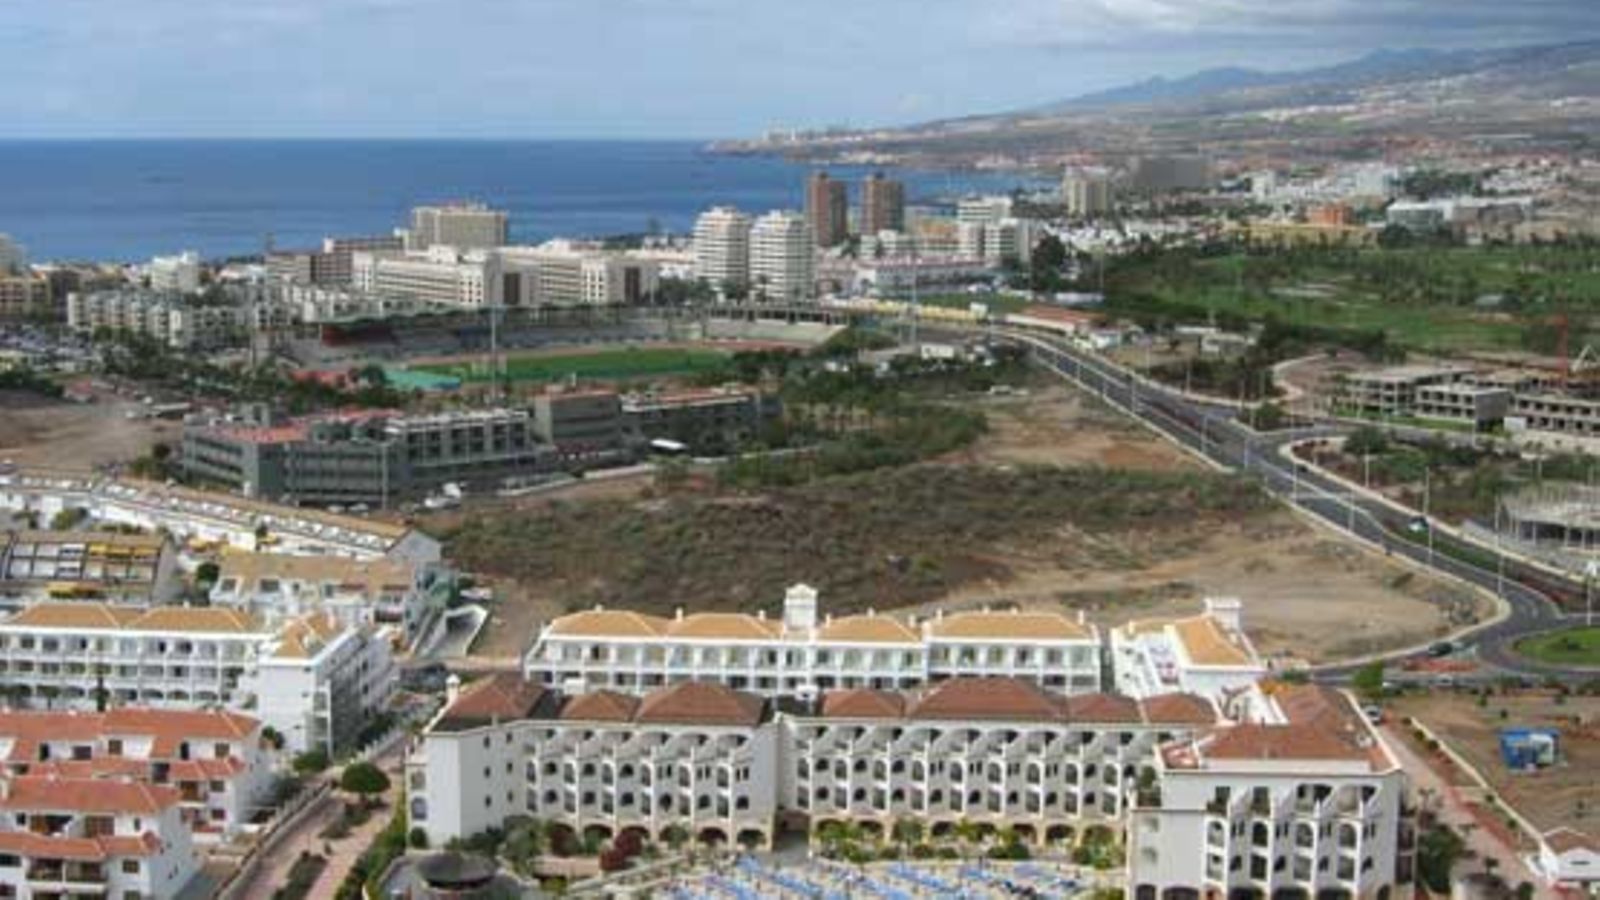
[4, 0, 1598, 139]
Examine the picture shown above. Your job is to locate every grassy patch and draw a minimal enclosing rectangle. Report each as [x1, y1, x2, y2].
[416, 346, 729, 384]
[442, 464, 1267, 615]
[1515, 627, 1600, 667]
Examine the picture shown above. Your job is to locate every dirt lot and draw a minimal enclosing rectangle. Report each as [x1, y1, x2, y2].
[961, 383, 1198, 471]
[447, 382, 1483, 664]
[1390, 691, 1600, 836]
[0, 390, 179, 470]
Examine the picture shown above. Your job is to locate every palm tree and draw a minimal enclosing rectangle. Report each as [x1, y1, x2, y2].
[953, 818, 983, 859]
[892, 818, 923, 848]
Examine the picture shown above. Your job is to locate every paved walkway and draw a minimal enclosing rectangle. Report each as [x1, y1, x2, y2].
[1379, 723, 1553, 897]
[307, 753, 406, 900]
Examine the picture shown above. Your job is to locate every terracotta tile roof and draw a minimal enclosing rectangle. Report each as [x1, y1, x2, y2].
[0, 708, 259, 763]
[665, 613, 782, 641]
[1, 603, 261, 634]
[217, 552, 415, 596]
[820, 689, 907, 719]
[1191, 723, 1378, 765]
[0, 775, 181, 814]
[1139, 693, 1219, 726]
[634, 682, 766, 727]
[1172, 616, 1254, 667]
[1543, 828, 1600, 854]
[547, 609, 669, 638]
[1063, 693, 1143, 724]
[927, 610, 1091, 641]
[0, 830, 162, 861]
[908, 678, 1065, 721]
[560, 690, 640, 723]
[270, 611, 345, 660]
[30, 758, 151, 779]
[4, 603, 143, 630]
[816, 614, 918, 644]
[437, 674, 550, 729]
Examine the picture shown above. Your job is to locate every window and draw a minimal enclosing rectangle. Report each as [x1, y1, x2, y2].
[122, 860, 141, 874]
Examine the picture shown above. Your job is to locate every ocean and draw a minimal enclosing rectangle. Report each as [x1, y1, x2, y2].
[0, 140, 1045, 263]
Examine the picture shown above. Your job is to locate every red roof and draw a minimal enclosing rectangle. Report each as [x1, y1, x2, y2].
[634, 682, 766, 727]
[0, 775, 181, 814]
[438, 674, 550, 728]
[907, 678, 1065, 721]
[0, 830, 163, 861]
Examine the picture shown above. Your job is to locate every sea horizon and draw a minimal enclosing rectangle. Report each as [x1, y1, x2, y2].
[0, 138, 1046, 263]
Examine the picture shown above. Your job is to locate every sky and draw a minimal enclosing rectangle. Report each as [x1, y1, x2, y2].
[2, 0, 1597, 139]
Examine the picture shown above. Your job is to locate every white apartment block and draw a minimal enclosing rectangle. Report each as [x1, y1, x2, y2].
[1063, 171, 1114, 217]
[407, 203, 509, 251]
[274, 282, 442, 324]
[145, 252, 201, 295]
[496, 247, 660, 307]
[1128, 685, 1413, 900]
[0, 466, 442, 563]
[0, 602, 394, 756]
[1112, 598, 1268, 707]
[409, 676, 779, 850]
[750, 211, 815, 303]
[245, 612, 397, 757]
[0, 775, 199, 900]
[957, 196, 1015, 225]
[524, 584, 1104, 697]
[66, 290, 248, 350]
[210, 551, 449, 649]
[0, 708, 276, 842]
[413, 674, 1410, 900]
[692, 207, 752, 293]
[351, 246, 499, 309]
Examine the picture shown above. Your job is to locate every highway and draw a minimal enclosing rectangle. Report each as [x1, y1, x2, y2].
[991, 327, 1585, 681]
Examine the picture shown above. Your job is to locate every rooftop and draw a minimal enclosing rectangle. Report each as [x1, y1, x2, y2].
[927, 609, 1093, 642]
[0, 775, 182, 814]
[1, 602, 262, 634]
[435, 674, 554, 731]
[634, 682, 767, 727]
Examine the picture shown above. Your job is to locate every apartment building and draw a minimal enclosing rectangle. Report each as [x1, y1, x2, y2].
[146, 252, 201, 295]
[524, 584, 1104, 697]
[1333, 365, 1471, 419]
[692, 207, 752, 293]
[1414, 383, 1512, 430]
[0, 602, 394, 755]
[1063, 171, 1114, 218]
[860, 173, 906, 236]
[750, 211, 815, 303]
[0, 708, 276, 842]
[210, 551, 450, 648]
[66, 290, 249, 350]
[0, 775, 199, 899]
[806, 173, 849, 249]
[409, 676, 779, 850]
[1112, 599, 1268, 706]
[406, 203, 509, 251]
[497, 247, 660, 307]
[1510, 393, 1600, 438]
[1128, 684, 1412, 900]
[956, 196, 1014, 226]
[247, 611, 398, 756]
[413, 673, 1409, 900]
[0, 466, 440, 563]
[620, 387, 778, 447]
[351, 246, 500, 309]
[0, 530, 178, 608]
[531, 389, 627, 458]
[181, 406, 552, 506]
[0, 273, 51, 322]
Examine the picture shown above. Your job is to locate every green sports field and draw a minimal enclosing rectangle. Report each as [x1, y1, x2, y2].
[1514, 626, 1600, 667]
[413, 346, 730, 384]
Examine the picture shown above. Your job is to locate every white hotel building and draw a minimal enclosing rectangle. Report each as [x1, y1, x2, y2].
[0, 603, 395, 756]
[524, 584, 1105, 698]
[0, 775, 199, 900]
[0, 708, 276, 843]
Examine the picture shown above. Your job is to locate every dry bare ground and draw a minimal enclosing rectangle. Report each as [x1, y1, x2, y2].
[0, 390, 181, 470]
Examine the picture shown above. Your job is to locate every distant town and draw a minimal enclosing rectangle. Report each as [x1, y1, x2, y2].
[1, 144, 1599, 900]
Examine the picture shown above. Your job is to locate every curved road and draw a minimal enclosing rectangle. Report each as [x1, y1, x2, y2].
[987, 328, 1583, 681]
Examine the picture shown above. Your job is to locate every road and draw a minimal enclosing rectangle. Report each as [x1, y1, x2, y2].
[984, 327, 1581, 681]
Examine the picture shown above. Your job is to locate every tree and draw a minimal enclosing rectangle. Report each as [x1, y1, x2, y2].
[195, 561, 221, 586]
[339, 761, 391, 804]
[1345, 425, 1390, 457]
[1418, 824, 1467, 892]
[892, 818, 924, 847]
[408, 826, 429, 849]
[1353, 661, 1386, 701]
[293, 748, 330, 775]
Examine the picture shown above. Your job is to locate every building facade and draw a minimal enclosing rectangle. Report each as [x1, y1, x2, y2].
[407, 203, 509, 251]
[692, 207, 752, 294]
[806, 173, 849, 249]
[860, 173, 906, 236]
[750, 211, 815, 303]
[1063, 171, 1114, 218]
